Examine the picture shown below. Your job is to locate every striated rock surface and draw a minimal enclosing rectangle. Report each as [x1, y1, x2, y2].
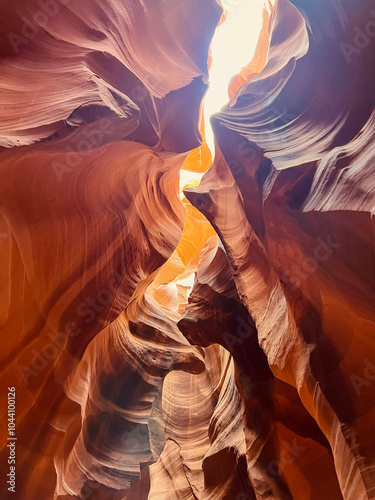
[0, 0, 374, 499]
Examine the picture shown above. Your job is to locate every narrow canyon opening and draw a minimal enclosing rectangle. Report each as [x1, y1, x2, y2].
[0, 0, 374, 499]
[177, 0, 272, 299]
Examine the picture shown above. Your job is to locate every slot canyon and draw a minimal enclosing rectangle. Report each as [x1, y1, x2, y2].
[0, 0, 374, 498]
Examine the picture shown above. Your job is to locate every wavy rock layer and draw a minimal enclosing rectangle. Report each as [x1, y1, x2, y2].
[1, 0, 374, 499]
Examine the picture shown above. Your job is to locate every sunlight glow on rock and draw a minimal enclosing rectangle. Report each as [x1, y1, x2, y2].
[204, 0, 270, 152]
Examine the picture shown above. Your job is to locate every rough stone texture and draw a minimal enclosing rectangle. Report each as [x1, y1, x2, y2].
[0, 0, 374, 499]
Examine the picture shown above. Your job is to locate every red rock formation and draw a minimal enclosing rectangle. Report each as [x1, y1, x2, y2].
[185, 0, 375, 497]
[1, 0, 374, 499]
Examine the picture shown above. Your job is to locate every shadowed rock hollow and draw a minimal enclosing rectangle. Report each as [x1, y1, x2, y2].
[0, 0, 374, 499]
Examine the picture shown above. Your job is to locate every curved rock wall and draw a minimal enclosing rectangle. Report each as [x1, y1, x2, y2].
[0, 0, 374, 499]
